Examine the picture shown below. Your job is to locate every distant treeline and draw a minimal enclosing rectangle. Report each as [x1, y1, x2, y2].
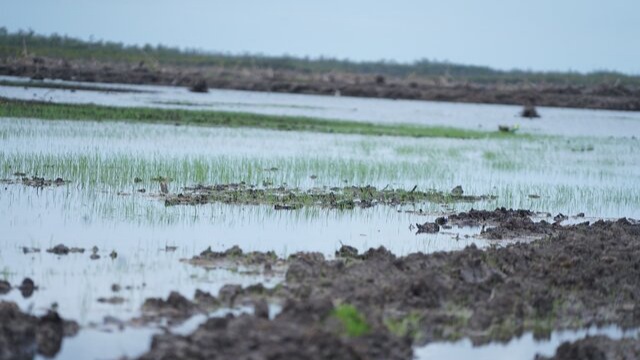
[1, 28, 638, 86]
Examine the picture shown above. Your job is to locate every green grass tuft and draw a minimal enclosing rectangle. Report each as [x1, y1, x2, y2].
[332, 304, 371, 337]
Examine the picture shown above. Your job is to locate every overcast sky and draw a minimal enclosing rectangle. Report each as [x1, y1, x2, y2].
[2, 0, 639, 74]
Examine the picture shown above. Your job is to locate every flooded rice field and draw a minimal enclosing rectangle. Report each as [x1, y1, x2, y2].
[1, 77, 639, 359]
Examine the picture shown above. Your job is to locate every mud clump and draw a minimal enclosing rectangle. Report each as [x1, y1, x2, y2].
[142, 291, 196, 319]
[1, 176, 68, 188]
[447, 207, 534, 227]
[18, 278, 37, 298]
[0, 301, 78, 359]
[46, 244, 85, 255]
[189, 79, 209, 93]
[416, 222, 440, 234]
[97, 296, 126, 305]
[22, 247, 41, 254]
[138, 297, 412, 360]
[185, 245, 284, 274]
[536, 335, 640, 360]
[0, 278, 37, 297]
[521, 104, 540, 118]
[482, 216, 555, 239]
[0, 280, 10, 295]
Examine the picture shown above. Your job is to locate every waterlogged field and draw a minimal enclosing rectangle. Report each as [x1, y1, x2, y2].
[1, 78, 640, 360]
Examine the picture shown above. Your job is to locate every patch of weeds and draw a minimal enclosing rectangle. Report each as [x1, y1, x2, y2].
[384, 312, 422, 338]
[164, 184, 494, 209]
[331, 304, 370, 337]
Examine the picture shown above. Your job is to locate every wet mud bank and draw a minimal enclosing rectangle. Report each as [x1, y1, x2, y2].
[2, 57, 640, 111]
[0, 301, 78, 359]
[136, 211, 640, 359]
[161, 184, 493, 209]
[537, 336, 640, 360]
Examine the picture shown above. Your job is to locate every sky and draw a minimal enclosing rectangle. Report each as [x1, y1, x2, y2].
[1, 0, 639, 74]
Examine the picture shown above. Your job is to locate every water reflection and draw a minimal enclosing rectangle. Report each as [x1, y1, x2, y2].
[415, 326, 640, 360]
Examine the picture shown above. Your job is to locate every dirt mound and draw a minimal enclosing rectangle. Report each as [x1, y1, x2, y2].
[2, 57, 640, 111]
[0, 301, 78, 359]
[139, 297, 412, 360]
[137, 217, 640, 359]
[447, 207, 534, 227]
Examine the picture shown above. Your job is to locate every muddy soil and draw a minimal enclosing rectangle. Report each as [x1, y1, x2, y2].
[2, 57, 639, 111]
[184, 245, 287, 275]
[162, 184, 493, 209]
[134, 210, 640, 359]
[536, 336, 640, 360]
[139, 298, 412, 360]
[0, 301, 78, 359]
[0, 175, 68, 188]
[46, 244, 85, 255]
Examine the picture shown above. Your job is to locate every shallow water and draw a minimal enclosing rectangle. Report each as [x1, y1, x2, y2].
[1, 80, 639, 359]
[2, 75, 640, 138]
[415, 326, 640, 360]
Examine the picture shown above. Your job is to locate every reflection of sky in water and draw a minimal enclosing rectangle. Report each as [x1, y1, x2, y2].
[415, 326, 640, 360]
[2, 75, 640, 137]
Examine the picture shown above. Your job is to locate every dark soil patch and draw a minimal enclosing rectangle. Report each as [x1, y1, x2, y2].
[0, 301, 78, 359]
[536, 335, 640, 360]
[137, 215, 640, 359]
[97, 296, 126, 305]
[189, 79, 209, 93]
[0, 281, 10, 295]
[139, 297, 412, 360]
[446, 208, 536, 227]
[1, 176, 68, 188]
[22, 247, 40, 254]
[162, 184, 494, 209]
[184, 245, 286, 275]
[18, 278, 37, 298]
[2, 57, 640, 111]
[521, 105, 541, 118]
[46, 244, 85, 255]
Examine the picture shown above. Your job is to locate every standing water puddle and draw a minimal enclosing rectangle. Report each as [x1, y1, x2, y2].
[415, 326, 640, 360]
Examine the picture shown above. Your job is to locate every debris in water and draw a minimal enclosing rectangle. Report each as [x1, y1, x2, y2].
[416, 222, 440, 234]
[521, 104, 540, 118]
[451, 185, 464, 196]
[498, 124, 520, 133]
[18, 278, 36, 298]
[189, 79, 209, 93]
[46, 244, 85, 255]
[160, 181, 169, 195]
[0, 280, 10, 295]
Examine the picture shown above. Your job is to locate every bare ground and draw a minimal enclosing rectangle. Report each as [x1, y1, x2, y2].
[2, 57, 640, 111]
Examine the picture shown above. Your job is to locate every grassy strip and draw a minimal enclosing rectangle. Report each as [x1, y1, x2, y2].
[0, 97, 514, 139]
[0, 80, 149, 93]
